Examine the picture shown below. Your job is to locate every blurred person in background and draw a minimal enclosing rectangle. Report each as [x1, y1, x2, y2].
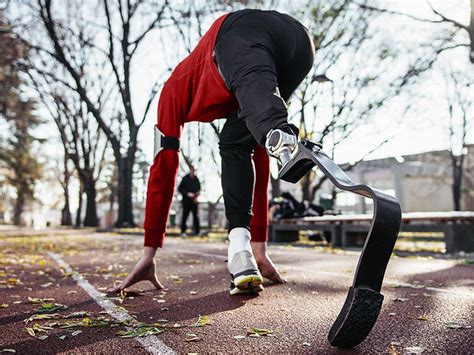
[178, 166, 201, 236]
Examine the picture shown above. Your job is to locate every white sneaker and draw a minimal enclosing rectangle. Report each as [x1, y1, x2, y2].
[228, 250, 263, 295]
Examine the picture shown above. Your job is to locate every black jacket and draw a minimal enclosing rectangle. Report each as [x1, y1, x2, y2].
[178, 174, 201, 203]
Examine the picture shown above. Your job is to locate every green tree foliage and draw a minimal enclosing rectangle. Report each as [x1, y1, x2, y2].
[0, 14, 43, 225]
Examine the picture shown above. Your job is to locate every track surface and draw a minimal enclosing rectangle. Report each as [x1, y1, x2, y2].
[0, 227, 473, 354]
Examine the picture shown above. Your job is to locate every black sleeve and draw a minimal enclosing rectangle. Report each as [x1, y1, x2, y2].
[178, 175, 188, 195]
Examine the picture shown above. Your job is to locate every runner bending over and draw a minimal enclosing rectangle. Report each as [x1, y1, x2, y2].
[109, 9, 315, 295]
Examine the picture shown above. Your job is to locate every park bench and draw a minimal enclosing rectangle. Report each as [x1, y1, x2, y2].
[269, 211, 474, 253]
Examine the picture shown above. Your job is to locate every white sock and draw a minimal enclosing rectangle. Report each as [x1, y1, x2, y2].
[228, 227, 252, 262]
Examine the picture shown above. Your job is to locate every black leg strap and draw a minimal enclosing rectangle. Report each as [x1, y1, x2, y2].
[161, 136, 180, 151]
[279, 139, 402, 348]
[154, 125, 180, 158]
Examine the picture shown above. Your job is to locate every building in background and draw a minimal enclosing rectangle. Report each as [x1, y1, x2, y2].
[314, 144, 474, 214]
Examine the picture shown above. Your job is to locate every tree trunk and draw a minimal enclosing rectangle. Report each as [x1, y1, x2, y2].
[469, 0, 473, 63]
[13, 189, 25, 226]
[301, 174, 312, 201]
[207, 202, 213, 231]
[83, 181, 99, 226]
[109, 183, 116, 216]
[270, 176, 281, 198]
[331, 187, 338, 210]
[61, 199, 72, 225]
[75, 183, 83, 227]
[452, 157, 463, 211]
[61, 163, 72, 226]
[115, 157, 135, 227]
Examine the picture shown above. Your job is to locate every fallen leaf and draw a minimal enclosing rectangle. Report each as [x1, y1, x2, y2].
[417, 316, 428, 321]
[169, 275, 183, 283]
[191, 315, 211, 327]
[388, 344, 397, 355]
[80, 317, 121, 328]
[116, 326, 163, 338]
[189, 291, 197, 295]
[24, 313, 59, 324]
[63, 311, 90, 319]
[119, 289, 127, 304]
[26, 328, 35, 337]
[31, 323, 49, 333]
[35, 303, 68, 314]
[28, 297, 54, 304]
[303, 342, 311, 346]
[247, 328, 274, 337]
[37, 335, 48, 340]
[405, 346, 424, 354]
[0, 304, 9, 308]
[185, 333, 201, 342]
[185, 337, 200, 342]
[394, 297, 409, 302]
[0, 349, 16, 353]
[71, 330, 82, 336]
[444, 321, 472, 329]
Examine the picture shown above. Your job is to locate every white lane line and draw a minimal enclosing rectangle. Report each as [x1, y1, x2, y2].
[47, 252, 175, 355]
[171, 248, 474, 299]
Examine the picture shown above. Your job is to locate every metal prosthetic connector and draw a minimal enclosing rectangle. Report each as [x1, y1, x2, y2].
[264, 129, 298, 165]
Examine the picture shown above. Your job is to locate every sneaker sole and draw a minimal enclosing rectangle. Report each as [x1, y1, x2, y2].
[233, 274, 263, 290]
[230, 284, 264, 296]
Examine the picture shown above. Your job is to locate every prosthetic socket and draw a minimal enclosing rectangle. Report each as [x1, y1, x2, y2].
[265, 128, 298, 165]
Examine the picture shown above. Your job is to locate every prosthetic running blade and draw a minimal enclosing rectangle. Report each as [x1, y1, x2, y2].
[279, 139, 401, 348]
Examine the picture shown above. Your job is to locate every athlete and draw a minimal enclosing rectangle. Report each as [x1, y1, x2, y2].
[109, 9, 315, 295]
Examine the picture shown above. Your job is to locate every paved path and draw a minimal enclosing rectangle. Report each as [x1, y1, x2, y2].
[0, 228, 472, 353]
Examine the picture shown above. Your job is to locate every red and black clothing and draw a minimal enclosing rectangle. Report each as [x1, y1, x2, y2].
[144, 9, 314, 248]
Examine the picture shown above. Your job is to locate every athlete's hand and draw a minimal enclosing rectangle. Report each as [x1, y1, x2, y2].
[108, 248, 163, 293]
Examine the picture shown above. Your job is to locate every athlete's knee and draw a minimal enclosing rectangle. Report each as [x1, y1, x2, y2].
[241, 86, 288, 134]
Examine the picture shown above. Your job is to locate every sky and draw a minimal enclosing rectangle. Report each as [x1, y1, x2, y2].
[18, 0, 473, 214]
